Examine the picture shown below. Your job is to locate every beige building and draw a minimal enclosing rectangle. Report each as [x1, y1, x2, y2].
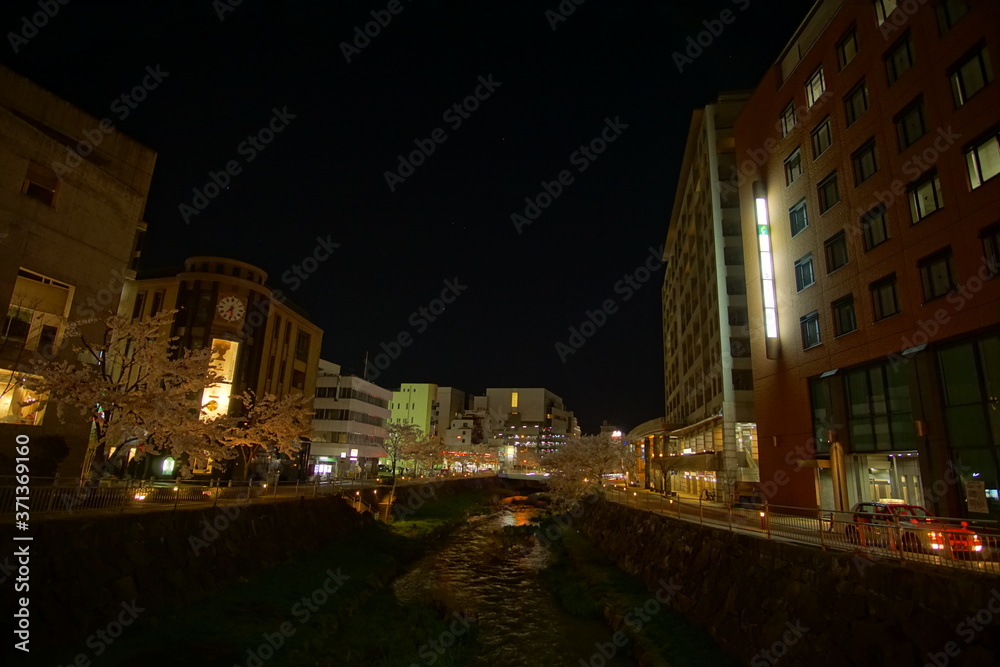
[118, 256, 323, 479]
[661, 94, 759, 503]
[0, 65, 153, 477]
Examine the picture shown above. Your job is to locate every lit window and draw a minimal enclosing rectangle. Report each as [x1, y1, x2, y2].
[824, 231, 849, 273]
[965, 131, 1000, 190]
[852, 139, 878, 185]
[800, 312, 821, 349]
[909, 171, 944, 223]
[950, 46, 994, 107]
[806, 67, 826, 107]
[795, 254, 815, 292]
[162, 457, 176, 474]
[789, 199, 809, 237]
[844, 80, 869, 126]
[784, 149, 803, 185]
[780, 102, 797, 137]
[919, 248, 956, 302]
[874, 0, 898, 26]
[837, 28, 858, 70]
[511, 392, 518, 408]
[871, 275, 900, 321]
[860, 204, 889, 251]
[885, 33, 915, 85]
[812, 117, 832, 158]
[895, 98, 926, 150]
[818, 172, 840, 213]
[832, 296, 857, 337]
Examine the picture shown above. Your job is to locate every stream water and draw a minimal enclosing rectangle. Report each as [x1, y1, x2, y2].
[393, 505, 635, 667]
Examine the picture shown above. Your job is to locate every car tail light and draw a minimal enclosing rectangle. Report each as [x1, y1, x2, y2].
[929, 532, 945, 549]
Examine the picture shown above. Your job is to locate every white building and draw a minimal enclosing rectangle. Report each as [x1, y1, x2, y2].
[661, 93, 759, 503]
[309, 359, 391, 478]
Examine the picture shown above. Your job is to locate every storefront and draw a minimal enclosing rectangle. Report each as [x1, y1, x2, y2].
[846, 452, 923, 507]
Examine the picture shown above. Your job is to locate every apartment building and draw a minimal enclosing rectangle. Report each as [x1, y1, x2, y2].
[662, 93, 760, 503]
[738, 0, 1000, 518]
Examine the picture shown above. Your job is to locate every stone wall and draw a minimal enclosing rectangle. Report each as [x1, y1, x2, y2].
[577, 499, 1000, 667]
[1, 476, 503, 648]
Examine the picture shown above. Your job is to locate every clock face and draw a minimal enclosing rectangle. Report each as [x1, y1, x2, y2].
[217, 296, 246, 322]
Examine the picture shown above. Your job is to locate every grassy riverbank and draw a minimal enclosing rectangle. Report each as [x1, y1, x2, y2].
[40, 492, 491, 667]
[538, 519, 742, 667]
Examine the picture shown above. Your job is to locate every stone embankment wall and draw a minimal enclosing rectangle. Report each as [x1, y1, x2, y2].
[3, 477, 500, 647]
[576, 499, 1000, 667]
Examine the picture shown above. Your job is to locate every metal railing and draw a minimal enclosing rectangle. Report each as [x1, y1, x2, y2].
[607, 487, 1000, 576]
[0, 476, 380, 520]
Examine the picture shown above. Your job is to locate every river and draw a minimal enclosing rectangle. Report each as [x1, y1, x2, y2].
[393, 505, 635, 667]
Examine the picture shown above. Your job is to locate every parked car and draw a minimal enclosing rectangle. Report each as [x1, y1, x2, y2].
[846, 501, 984, 558]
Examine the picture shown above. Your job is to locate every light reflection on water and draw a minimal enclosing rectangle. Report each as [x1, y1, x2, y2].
[393, 505, 634, 667]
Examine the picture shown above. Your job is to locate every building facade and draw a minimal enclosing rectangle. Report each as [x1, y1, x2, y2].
[119, 256, 323, 479]
[662, 94, 760, 503]
[737, 0, 1000, 518]
[484, 387, 578, 468]
[388, 383, 437, 436]
[0, 65, 153, 477]
[310, 359, 391, 478]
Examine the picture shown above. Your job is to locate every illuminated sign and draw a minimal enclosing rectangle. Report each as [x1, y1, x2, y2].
[753, 183, 779, 340]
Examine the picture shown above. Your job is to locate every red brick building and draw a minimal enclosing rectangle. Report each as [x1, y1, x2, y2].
[736, 0, 1000, 518]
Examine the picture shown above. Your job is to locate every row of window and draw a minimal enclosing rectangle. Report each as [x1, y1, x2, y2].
[797, 236, 986, 350]
[786, 3, 984, 140]
[313, 408, 386, 427]
[316, 385, 390, 408]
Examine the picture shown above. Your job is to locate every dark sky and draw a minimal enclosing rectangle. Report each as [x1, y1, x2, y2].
[1, 0, 807, 433]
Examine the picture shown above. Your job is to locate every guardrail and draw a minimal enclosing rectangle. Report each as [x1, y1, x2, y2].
[0, 476, 379, 520]
[608, 487, 1000, 576]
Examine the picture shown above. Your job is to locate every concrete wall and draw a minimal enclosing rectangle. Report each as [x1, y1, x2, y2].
[577, 500, 999, 666]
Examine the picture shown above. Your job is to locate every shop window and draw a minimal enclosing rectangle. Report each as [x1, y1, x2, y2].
[846, 363, 914, 451]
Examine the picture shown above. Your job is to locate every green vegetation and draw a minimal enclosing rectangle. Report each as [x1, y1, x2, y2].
[540, 524, 742, 667]
[41, 491, 492, 667]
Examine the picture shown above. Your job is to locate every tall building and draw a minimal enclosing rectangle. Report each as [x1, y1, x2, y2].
[311, 359, 391, 478]
[388, 383, 437, 436]
[661, 93, 760, 503]
[432, 386, 466, 437]
[484, 387, 578, 467]
[0, 65, 153, 477]
[737, 0, 1000, 518]
[119, 256, 323, 478]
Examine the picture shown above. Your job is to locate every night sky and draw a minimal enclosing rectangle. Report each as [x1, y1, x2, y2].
[1, 0, 807, 433]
